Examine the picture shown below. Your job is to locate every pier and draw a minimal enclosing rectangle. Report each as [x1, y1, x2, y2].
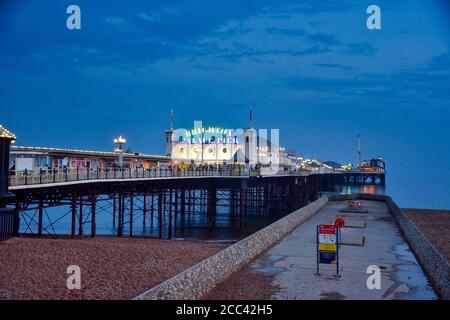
[0, 124, 385, 242]
[3, 167, 384, 241]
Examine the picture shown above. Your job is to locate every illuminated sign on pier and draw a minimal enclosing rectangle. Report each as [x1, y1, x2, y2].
[178, 126, 240, 145]
[179, 136, 239, 145]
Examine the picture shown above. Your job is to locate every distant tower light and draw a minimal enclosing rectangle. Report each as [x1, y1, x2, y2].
[357, 134, 362, 167]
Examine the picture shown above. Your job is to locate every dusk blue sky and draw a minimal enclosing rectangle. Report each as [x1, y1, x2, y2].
[1, 1, 449, 208]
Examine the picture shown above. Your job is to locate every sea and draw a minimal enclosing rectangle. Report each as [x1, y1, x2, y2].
[17, 173, 450, 241]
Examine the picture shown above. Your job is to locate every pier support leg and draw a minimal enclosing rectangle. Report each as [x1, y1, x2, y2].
[158, 190, 163, 239]
[174, 189, 179, 234]
[240, 181, 247, 227]
[71, 196, 76, 239]
[230, 189, 235, 217]
[121, 193, 125, 236]
[38, 200, 43, 237]
[180, 189, 185, 228]
[143, 193, 147, 234]
[120, 193, 127, 235]
[90, 196, 96, 238]
[168, 189, 173, 239]
[207, 185, 217, 228]
[129, 192, 134, 237]
[264, 183, 270, 216]
[289, 181, 296, 212]
[78, 196, 83, 236]
[117, 193, 123, 237]
[112, 193, 116, 230]
[151, 192, 154, 230]
[187, 189, 192, 221]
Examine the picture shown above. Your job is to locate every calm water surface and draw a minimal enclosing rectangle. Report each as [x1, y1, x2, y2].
[18, 172, 450, 241]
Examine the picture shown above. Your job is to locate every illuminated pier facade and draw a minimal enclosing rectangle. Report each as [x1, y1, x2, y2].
[166, 120, 294, 170]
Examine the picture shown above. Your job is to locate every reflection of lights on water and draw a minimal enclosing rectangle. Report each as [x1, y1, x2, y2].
[334, 184, 384, 195]
[363, 185, 376, 193]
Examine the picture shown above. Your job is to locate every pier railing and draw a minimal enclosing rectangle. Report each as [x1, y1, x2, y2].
[8, 167, 255, 187]
[8, 167, 384, 188]
[8, 167, 308, 187]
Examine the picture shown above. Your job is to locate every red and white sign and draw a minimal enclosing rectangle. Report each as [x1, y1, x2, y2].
[348, 200, 355, 208]
[357, 201, 363, 209]
[317, 225, 339, 272]
[319, 224, 336, 235]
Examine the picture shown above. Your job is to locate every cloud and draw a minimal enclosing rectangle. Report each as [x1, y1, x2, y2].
[345, 43, 377, 56]
[1, 0, 448, 110]
[137, 13, 160, 22]
[201, 26, 342, 62]
[264, 2, 356, 15]
[285, 53, 450, 104]
[194, 64, 230, 72]
[285, 75, 378, 93]
[427, 52, 450, 72]
[0, 0, 282, 72]
[266, 27, 341, 46]
[266, 27, 307, 37]
[314, 63, 355, 71]
[103, 17, 126, 25]
[215, 45, 331, 63]
[307, 33, 341, 46]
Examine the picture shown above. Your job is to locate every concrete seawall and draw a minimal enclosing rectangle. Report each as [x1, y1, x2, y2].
[135, 193, 449, 300]
[135, 196, 328, 300]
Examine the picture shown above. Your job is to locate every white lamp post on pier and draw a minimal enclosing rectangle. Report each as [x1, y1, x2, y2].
[113, 135, 126, 169]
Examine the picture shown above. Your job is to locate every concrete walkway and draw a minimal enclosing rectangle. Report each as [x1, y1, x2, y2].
[247, 200, 437, 300]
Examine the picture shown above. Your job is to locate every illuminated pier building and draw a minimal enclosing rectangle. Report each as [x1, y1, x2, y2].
[166, 110, 295, 170]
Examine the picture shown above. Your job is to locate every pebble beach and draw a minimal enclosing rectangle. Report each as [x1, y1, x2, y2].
[0, 237, 226, 300]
